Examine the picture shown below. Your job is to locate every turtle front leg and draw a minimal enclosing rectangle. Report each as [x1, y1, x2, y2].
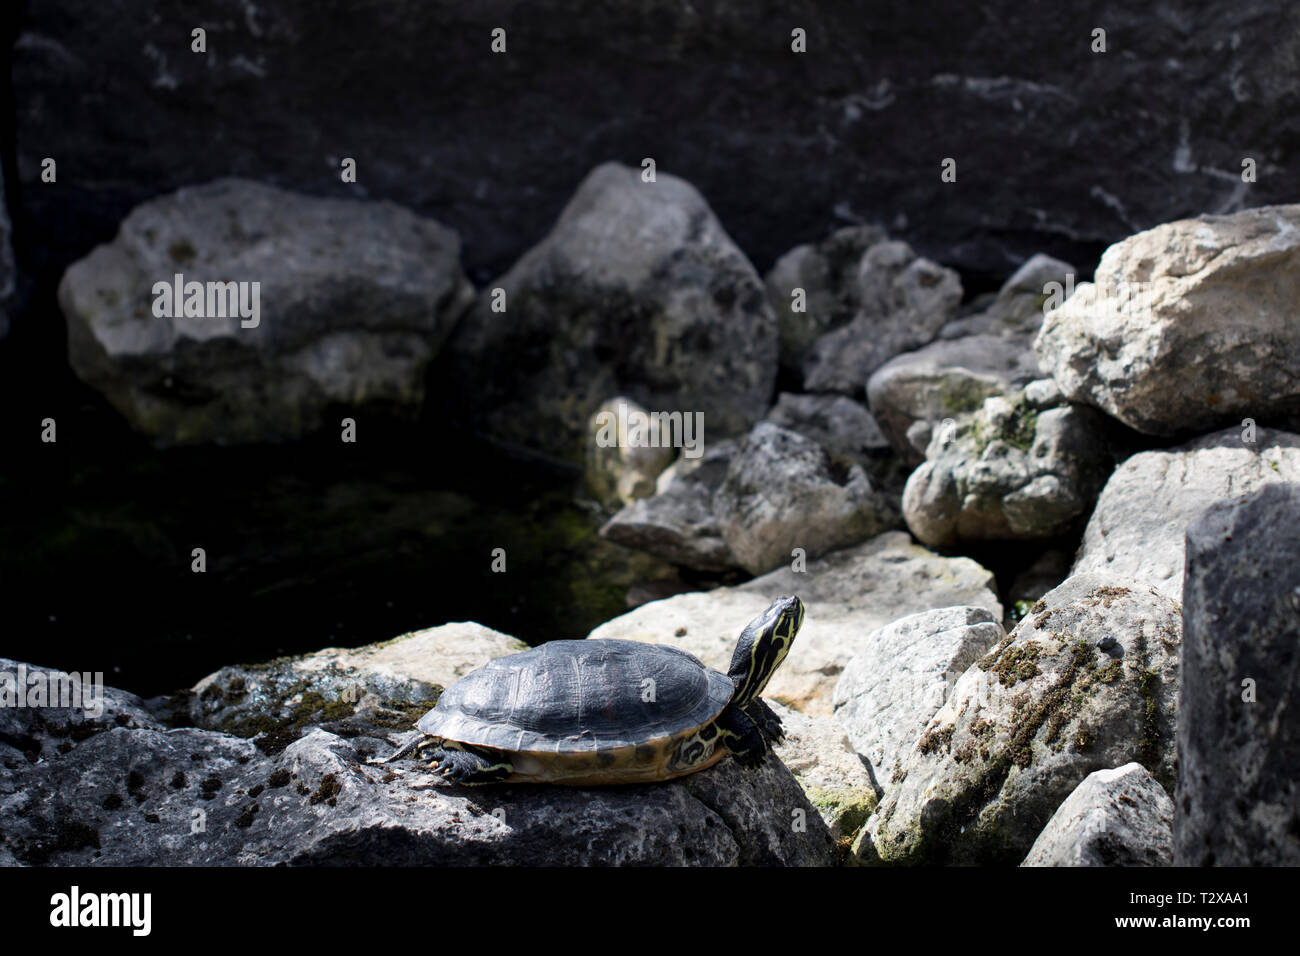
[424, 740, 514, 785]
[744, 698, 786, 746]
[716, 706, 769, 770]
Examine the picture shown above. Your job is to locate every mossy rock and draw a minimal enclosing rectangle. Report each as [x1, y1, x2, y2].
[856, 574, 1181, 865]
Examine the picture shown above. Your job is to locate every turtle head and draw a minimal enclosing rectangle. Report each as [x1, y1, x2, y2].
[727, 595, 804, 707]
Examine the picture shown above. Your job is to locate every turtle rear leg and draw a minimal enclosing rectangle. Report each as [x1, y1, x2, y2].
[376, 734, 424, 764]
[716, 706, 769, 770]
[425, 740, 514, 785]
[744, 698, 785, 745]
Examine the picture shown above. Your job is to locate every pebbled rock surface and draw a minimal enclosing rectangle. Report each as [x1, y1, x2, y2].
[0, 656, 833, 866]
[58, 178, 475, 445]
[1022, 763, 1175, 867]
[857, 574, 1181, 866]
[1175, 483, 1300, 865]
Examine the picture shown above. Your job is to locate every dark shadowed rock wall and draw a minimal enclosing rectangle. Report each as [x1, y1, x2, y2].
[10, 0, 1300, 299]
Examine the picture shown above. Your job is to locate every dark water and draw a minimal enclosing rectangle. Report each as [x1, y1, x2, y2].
[0, 319, 689, 697]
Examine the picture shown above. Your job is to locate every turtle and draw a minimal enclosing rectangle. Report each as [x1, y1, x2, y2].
[381, 594, 805, 785]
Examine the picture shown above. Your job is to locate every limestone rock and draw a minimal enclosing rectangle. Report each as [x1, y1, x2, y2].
[1, 651, 833, 866]
[1036, 205, 1300, 436]
[833, 606, 1005, 788]
[598, 440, 742, 573]
[902, 390, 1115, 548]
[857, 574, 1181, 865]
[187, 622, 527, 751]
[867, 254, 1073, 462]
[715, 422, 900, 575]
[58, 178, 475, 445]
[1022, 763, 1175, 867]
[1073, 426, 1300, 599]
[441, 162, 777, 462]
[584, 396, 679, 508]
[769, 701, 879, 842]
[765, 226, 962, 394]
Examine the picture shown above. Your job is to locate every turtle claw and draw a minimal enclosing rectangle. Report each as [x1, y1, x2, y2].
[745, 700, 786, 746]
[733, 748, 768, 771]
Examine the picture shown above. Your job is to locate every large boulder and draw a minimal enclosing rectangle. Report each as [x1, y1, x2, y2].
[1176, 483, 1300, 865]
[1022, 763, 1175, 867]
[1073, 427, 1300, 599]
[765, 229, 962, 393]
[588, 530, 1001, 715]
[0, 655, 834, 866]
[902, 388, 1116, 548]
[857, 574, 1181, 865]
[714, 422, 900, 575]
[1036, 205, 1300, 436]
[58, 178, 475, 445]
[440, 162, 777, 462]
[833, 606, 1005, 788]
[867, 254, 1073, 461]
[598, 440, 742, 572]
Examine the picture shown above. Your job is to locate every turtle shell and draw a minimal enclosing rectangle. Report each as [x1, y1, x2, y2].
[417, 639, 735, 755]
